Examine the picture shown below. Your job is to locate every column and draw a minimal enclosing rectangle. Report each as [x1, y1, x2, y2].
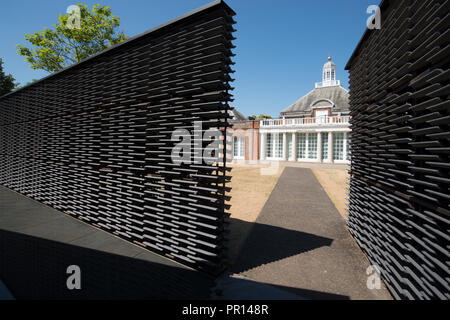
[328, 132, 333, 163]
[260, 133, 266, 161]
[292, 133, 297, 162]
[282, 133, 288, 161]
[318, 132, 323, 163]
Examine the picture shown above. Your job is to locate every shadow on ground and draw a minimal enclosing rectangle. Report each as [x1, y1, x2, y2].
[213, 273, 349, 300]
[230, 218, 333, 274]
[1, 184, 344, 300]
[0, 218, 339, 300]
[221, 219, 348, 300]
[0, 229, 214, 300]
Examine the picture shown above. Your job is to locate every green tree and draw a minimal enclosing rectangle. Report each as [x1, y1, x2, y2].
[24, 79, 40, 86]
[17, 3, 127, 72]
[13, 78, 41, 91]
[0, 58, 17, 96]
[251, 114, 273, 120]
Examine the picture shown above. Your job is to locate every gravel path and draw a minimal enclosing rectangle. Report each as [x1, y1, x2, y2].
[230, 167, 392, 300]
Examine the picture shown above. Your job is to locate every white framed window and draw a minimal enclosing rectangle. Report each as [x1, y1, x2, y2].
[266, 134, 273, 158]
[275, 134, 283, 158]
[322, 133, 328, 160]
[266, 133, 284, 159]
[316, 109, 329, 124]
[308, 133, 318, 159]
[296, 133, 307, 159]
[233, 136, 245, 159]
[295, 133, 319, 161]
[333, 133, 345, 161]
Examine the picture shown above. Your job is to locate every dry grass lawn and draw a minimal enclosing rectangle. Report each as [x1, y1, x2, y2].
[312, 168, 350, 219]
[226, 164, 284, 265]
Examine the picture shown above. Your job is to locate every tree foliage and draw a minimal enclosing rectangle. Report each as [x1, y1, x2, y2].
[0, 58, 17, 96]
[250, 114, 273, 120]
[17, 3, 127, 72]
[14, 78, 40, 91]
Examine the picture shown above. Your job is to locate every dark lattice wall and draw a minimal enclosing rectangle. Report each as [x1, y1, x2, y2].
[0, 1, 235, 274]
[346, 0, 450, 299]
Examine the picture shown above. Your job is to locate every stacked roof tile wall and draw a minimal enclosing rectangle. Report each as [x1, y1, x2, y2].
[346, 0, 450, 299]
[0, 0, 236, 274]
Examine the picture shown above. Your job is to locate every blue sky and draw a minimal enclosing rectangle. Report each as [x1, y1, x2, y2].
[2, 0, 378, 117]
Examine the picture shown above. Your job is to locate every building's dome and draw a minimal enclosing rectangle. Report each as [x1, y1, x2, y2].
[280, 55, 347, 117]
[281, 85, 349, 116]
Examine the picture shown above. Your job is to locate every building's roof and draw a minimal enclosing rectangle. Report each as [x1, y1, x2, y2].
[229, 108, 247, 121]
[281, 85, 350, 115]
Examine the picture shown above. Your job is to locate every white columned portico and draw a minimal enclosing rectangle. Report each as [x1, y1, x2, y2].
[291, 133, 297, 161]
[328, 132, 333, 163]
[282, 133, 288, 161]
[254, 57, 351, 165]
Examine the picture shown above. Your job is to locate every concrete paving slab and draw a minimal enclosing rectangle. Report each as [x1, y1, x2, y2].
[67, 229, 144, 258]
[17, 216, 96, 243]
[0, 186, 214, 299]
[0, 199, 65, 232]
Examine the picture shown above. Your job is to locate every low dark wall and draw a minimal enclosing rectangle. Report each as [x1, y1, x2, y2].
[0, 1, 236, 274]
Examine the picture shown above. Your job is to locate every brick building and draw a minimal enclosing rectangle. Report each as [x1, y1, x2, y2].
[231, 56, 352, 164]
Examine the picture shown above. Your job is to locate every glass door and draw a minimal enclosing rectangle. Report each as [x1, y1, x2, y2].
[316, 110, 329, 124]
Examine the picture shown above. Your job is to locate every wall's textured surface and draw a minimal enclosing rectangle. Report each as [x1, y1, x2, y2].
[346, 0, 450, 299]
[0, 1, 235, 274]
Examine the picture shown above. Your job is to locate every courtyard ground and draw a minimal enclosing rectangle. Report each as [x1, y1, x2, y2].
[226, 163, 350, 264]
[222, 164, 391, 300]
[226, 164, 284, 266]
[312, 168, 349, 219]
